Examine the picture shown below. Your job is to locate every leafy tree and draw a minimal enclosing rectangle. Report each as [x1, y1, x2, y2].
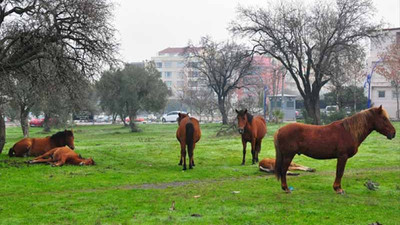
[186, 37, 254, 124]
[232, 0, 383, 124]
[98, 62, 170, 132]
[324, 86, 367, 111]
[0, 0, 117, 152]
[376, 43, 400, 119]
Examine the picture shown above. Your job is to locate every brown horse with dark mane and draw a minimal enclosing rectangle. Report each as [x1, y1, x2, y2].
[274, 106, 396, 194]
[9, 130, 75, 157]
[28, 146, 94, 166]
[176, 113, 201, 170]
[236, 109, 267, 165]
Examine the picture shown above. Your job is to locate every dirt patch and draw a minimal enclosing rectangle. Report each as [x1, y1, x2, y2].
[0, 159, 27, 168]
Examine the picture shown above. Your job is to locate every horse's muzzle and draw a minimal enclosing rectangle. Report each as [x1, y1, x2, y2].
[238, 128, 244, 134]
[387, 132, 395, 140]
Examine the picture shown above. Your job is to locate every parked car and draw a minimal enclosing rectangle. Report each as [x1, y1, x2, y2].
[29, 117, 45, 127]
[325, 105, 339, 116]
[161, 111, 187, 122]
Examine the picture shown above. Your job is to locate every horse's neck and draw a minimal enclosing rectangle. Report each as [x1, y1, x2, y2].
[354, 119, 374, 146]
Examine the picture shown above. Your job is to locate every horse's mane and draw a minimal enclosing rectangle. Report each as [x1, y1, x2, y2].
[50, 130, 73, 140]
[341, 108, 373, 142]
[246, 112, 253, 124]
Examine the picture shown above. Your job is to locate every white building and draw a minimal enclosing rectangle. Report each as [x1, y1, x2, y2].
[367, 27, 400, 119]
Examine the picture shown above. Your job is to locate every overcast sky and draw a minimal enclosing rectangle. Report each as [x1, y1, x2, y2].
[113, 0, 400, 63]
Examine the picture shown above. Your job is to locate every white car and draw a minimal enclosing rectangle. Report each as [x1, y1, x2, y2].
[161, 111, 187, 122]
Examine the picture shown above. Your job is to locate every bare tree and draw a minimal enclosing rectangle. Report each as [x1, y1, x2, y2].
[177, 84, 215, 122]
[376, 43, 400, 119]
[232, 0, 383, 124]
[186, 37, 254, 124]
[0, 0, 118, 153]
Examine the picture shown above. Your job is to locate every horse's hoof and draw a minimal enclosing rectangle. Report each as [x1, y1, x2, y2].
[336, 189, 345, 195]
[182, 167, 186, 170]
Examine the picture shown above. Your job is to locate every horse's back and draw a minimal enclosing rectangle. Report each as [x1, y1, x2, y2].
[30, 137, 53, 156]
[254, 116, 267, 138]
[52, 147, 77, 160]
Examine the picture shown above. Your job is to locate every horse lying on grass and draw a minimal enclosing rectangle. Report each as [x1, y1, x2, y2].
[9, 130, 75, 157]
[274, 106, 396, 194]
[235, 109, 267, 165]
[259, 158, 315, 176]
[28, 146, 94, 166]
[176, 113, 201, 170]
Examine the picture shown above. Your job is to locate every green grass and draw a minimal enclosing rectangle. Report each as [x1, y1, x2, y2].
[0, 122, 399, 225]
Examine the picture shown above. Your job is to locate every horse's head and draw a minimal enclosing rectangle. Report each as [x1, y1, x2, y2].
[63, 129, 75, 150]
[236, 109, 249, 134]
[177, 113, 189, 125]
[79, 157, 95, 166]
[371, 105, 396, 140]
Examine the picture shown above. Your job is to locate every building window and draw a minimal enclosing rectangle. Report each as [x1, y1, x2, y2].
[286, 101, 294, 108]
[164, 61, 172, 68]
[378, 91, 385, 98]
[177, 61, 185, 68]
[156, 62, 162, 68]
[164, 72, 172, 78]
[393, 90, 399, 99]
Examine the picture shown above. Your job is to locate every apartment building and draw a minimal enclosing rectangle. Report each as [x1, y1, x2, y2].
[367, 27, 400, 119]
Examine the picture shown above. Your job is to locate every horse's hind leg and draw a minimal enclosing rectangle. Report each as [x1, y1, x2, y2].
[280, 154, 295, 193]
[251, 138, 256, 164]
[180, 142, 187, 170]
[255, 139, 262, 163]
[188, 143, 194, 169]
[29, 158, 54, 164]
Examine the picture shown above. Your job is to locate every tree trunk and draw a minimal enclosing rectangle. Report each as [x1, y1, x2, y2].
[304, 95, 321, 125]
[120, 113, 128, 126]
[217, 97, 228, 125]
[396, 85, 400, 120]
[129, 114, 139, 132]
[0, 108, 6, 154]
[112, 113, 117, 124]
[43, 113, 51, 132]
[20, 105, 30, 138]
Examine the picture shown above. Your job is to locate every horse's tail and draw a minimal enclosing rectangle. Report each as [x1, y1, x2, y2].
[8, 146, 15, 157]
[274, 131, 283, 181]
[186, 122, 194, 153]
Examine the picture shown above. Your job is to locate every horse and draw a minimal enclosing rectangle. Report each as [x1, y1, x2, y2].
[274, 106, 396, 194]
[235, 109, 267, 165]
[259, 158, 315, 176]
[28, 146, 94, 166]
[9, 129, 75, 157]
[176, 113, 201, 170]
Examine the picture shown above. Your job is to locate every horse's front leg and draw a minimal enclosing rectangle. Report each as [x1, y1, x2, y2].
[251, 138, 256, 164]
[241, 138, 247, 165]
[255, 139, 262, 163]
[333, 156, 348, 194]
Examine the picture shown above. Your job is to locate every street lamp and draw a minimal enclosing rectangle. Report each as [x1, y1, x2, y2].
[364, 58, 383, 108]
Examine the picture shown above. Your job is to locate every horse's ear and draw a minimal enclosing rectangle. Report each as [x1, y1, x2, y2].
[64, 129, 67, 132]
[378, 105, 383, 114]
[178, 113, 181, 117]
[244, 109, 247, 114]
[235, 109, 239, 114]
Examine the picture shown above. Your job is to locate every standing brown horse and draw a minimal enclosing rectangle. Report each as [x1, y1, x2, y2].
[236, 109, 267, 165]
[274, 106, 396, 194]
[28, 146, 94, 166]
[176, 113, 201, 170]
[9, 130, 75, 157]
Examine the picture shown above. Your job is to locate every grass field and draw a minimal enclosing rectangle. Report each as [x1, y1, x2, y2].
[0, 122, 399, 225]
